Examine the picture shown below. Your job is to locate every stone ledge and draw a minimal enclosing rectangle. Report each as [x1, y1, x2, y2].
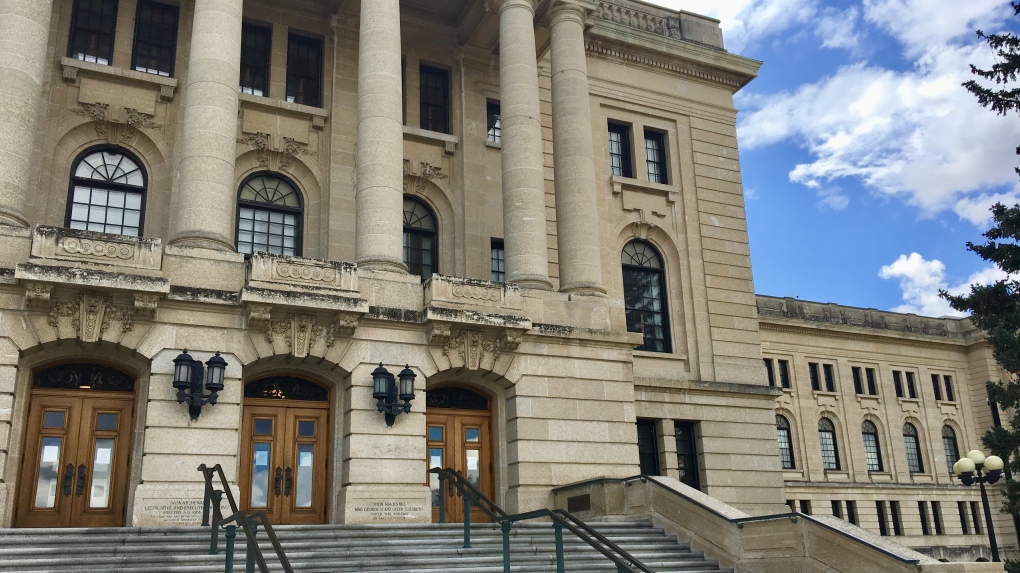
[239, 286, 368, 314]
[15, 262, 170, 294]
[61, 57, 178, 100]
[238, 92, 328, 122]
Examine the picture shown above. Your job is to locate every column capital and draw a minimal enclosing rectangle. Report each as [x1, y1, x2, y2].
[548, 0, 597, 20]
[487, 0, 539, 15]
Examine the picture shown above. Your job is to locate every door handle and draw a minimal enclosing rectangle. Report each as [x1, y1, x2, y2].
[284, 467, 293, 497]
[273, 467, 283, 496]
[62, 464, 75, 497]
[75, 464, 87, 497]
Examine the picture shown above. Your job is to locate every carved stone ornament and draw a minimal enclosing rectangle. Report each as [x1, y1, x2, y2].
[238, 133, 315, 171]
[630, 220, 656, 240]
[25, 282, 53, 311]
[47, 293, 134, 342]
[73, 103, 161, 144]
[262, 312, 359, 358]
[61, 236, 135, 260]
[133, 293, 159, 319]
[429, 326, 521, 371]
[247, 303, 273, 330]
[403, 160, 448, 193]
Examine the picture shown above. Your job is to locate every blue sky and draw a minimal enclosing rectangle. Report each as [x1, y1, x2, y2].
[646, 0, 1020, 317]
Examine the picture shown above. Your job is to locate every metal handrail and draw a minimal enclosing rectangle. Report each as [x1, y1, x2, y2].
[429, 466, 655, 573]
[199, 464, 296, 573]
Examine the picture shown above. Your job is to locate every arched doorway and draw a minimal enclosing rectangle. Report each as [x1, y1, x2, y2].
[16, 363, 136, 528]
[426, 386, 493, 523]
[240, 375, 329, 524]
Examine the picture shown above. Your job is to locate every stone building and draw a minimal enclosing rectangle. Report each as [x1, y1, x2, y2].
[0, 0, 1010, 564]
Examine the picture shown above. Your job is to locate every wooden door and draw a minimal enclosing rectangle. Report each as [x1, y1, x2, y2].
[427, 409, 493, 523]
[16, 391, 134, 528]
[241, 401, 329, 524]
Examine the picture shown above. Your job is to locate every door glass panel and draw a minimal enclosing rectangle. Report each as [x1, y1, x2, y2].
[429, 447, 443, 507]
[254, 419, 273, 435]
[298, 421, 315, 437]
[429, 426, 443, 441]
[466, 449, 480, 487]
[43, 411, 65, 429]
[295, 444, 314, 508]
[96, 413, 117, 431]
[89, 438, 115, 508]
[465, 428, 479, 443]
[34, 437, 62, 508]
[251, 442, 271, 507]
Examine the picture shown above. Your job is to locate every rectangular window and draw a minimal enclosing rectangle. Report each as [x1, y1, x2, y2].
[787, 499, 796, 512]
[823, 364, 836, 392]
[68, 0, 118, 65]
[991, 396, 1003, 427]
[419, 65, 450, 133]
[852, 367, 864, 394]
[846, 500, 858, 525]
[809, 363, 821, 391]
[635, 419, 660, 476]
[778, 360, 791, 389]
[944, 375, 955, 401]
[876, 501, 889, 536]
[831, 500, 843, 519]
[893, 371, 904, 398]
[959, 501, 971, 534]
[486, 100, 501, 144]
[866, 368, 878, 395]
[286, 33, 323, 107]
[608, 122, 633, 177]
[918, 501, 930, 535]
[905, 371, 917, 398]
[644, 129, 668, 184]
[490, 239, 505, 282]
[131, 0, 178, 76]
[240, 23, 272, 97]
[799, 500, 811, 515]
[890, 501, 902, 535]
[971, 501, 982, 534]
[931, 374, 944, 401]
[674, 421, 700, 490]
[764, 358, 776, 387]
[932, 502, 944, 535]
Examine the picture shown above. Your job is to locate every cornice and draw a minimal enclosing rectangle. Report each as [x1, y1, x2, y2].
[758, 319, 987, 351]
[584, 38, 756, 91]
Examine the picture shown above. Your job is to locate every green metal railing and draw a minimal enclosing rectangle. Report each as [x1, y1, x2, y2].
[429, 467, 655, 573]
[199, 464, 295, 573]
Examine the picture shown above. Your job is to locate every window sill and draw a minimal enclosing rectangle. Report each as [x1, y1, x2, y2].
[404, 126, 459, 155]
[867, 471, 893, 482]
[909, 473, 933, 483]
[485, 139, 501, 149]
[823, 470, 850, 481]
[610, 175, 679, 205]
[61, 57, 178, 101]
[238, 93, 328, 128]
[633, 350, 688, 360]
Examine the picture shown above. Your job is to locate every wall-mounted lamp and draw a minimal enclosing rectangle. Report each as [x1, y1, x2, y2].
[373, 363, 416, 426]
[173, 350, 227, 420]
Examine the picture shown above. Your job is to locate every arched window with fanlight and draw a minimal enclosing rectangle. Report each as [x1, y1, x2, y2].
[904, 423, 924, 473]
[862, 420, 884, 472]
[403, 196, 437, 279]
[776, 415, 795, 469]
[622, 240, 671, 353]
[942, 425, 959, 475]
[236, 173, 303, 256]
[67, 147, 147, 236]
[818, 417, 840, 470]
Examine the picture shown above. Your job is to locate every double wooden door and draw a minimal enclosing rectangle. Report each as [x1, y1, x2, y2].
[16, 391, 134, 528]
[240, 401, 329, 524]
[427, 409, 493, 523]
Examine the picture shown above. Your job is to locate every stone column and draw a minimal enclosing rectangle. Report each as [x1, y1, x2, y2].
[496, 0, 552, 289]
[169, 0, 243, 251]
[0, 0, 54, 227]
[549, 1, 605, 295]
[354, 0, 406, 272]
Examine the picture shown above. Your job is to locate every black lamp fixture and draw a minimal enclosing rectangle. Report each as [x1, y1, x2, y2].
[372, 363, 416, 426]
[173, 349, 228, 420]
[953, 449, 1005, 562]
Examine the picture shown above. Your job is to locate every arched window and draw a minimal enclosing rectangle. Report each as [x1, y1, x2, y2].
[942, 425, 960, 474]
[67, 148, 146, 236]
[236, 173, 303, 256]
[904, 423, 924, 473]
[818, 418, 840, 470]
[776, 415, 795, 469]
[622, 240, 671, 353]
[862, 420, 884, 472]
[403, 196, 437, 279]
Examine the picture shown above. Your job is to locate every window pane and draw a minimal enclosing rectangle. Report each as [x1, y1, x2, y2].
[131, 0, 179, 77]
[34, 437, 63, 509]
[250, 442, 271, 507]
[286, 33, 322, 107]
[89, 438, 115, 508]
[295, 444, 314, 508]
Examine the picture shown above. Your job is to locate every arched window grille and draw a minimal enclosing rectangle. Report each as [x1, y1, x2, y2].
[862, 420, 884, 472]
[904, 423, 924, 473]
[776, 415, 795, 470]
[818, 417, 840, 471]
[403, 196, 437, 279]
[942, 425, 960, 475]
[67, 148, 146, 236]
[236, 173, 303, 256]
[622, 240, 671, 353]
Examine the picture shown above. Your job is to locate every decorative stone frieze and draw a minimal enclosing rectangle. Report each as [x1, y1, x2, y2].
[47, 293, 134, 342]
[756, 295, 959, 338]
[72, 102, 161, 144]
[255, 311, 362, 357]
[247, 253, 358, 293]
[29, 226, 164, 272]
[424, 275, 523, 311]
[592, 1, 725, 50]
[426, 324, 525, 371]
[237, 133, 314, 171]
[403, 160, 448, 194]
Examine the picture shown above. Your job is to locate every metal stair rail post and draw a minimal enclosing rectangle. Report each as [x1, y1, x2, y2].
[199, 463, 296, 573]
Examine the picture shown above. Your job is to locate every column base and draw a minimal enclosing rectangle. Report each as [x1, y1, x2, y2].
[509, 276, 553, 291]
[356, 257, 409, 273]
[560, 282, 608, 297]
[337, 484, 431, 524]
[168, 235, 237, 252]
[0, 211, 29, 228]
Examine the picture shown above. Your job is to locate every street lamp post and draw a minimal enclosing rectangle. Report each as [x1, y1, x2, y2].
[953, 449, 1005, 562]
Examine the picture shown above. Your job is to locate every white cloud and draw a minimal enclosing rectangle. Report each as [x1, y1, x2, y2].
[818, 186, 849, 209]
[878, 252, 1009, 317]
[862, 0, 1008, 56]
[816, 7, 861, 50]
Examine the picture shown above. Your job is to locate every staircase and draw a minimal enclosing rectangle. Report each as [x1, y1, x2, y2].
[0, 521, 729, 573]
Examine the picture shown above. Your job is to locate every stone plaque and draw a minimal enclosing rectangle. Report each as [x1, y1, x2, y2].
[349, 500, 428, 523]
[138, 498, 206, 526]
